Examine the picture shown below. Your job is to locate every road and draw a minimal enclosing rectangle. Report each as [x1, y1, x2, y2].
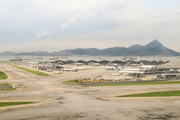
[0, 63, 180, 120]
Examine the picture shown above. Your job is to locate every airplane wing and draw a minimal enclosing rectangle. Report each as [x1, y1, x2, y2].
[120, 70, 145, 74]
[54, 71, 62, 74]
[124, 69, 140, 71]
[64, 68, 73, 71]
[76, 67, 84, 70]
[84, 67, 90, 69]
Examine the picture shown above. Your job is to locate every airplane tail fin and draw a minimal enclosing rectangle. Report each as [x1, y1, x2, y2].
[121, 64, 125, 70]
[116, 66, 121, 71]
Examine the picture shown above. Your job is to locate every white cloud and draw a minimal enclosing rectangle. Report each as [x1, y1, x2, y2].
[36, 31, 51, 37]
[61, 13, 97, 30]
[0, 0, 180, 52]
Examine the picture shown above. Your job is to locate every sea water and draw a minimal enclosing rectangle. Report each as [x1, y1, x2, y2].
[0, 55, 179, 62]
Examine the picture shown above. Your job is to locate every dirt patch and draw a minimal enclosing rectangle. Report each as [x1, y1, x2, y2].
[16, 113, 85, 120]
[96, 98, 110, 101]
[138, 113, 179, 120]
[11, 83, 26, 89]
[59, 101, 63, 104]
[55, 97, 65, 100]
[83, 90, 100, 92]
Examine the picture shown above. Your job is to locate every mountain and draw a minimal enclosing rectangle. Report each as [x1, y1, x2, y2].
[16, 51, 49, 55]
[128, 44, 144, 50]
[64, 39, 180, 56]
[0, 51, 49, 55]
[66, 48, 100, 56]
[1, 51, 16, 55]
[1, 40, 179, 56]
[128, 40, 179, 56]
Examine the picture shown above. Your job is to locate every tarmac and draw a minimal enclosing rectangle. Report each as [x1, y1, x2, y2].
[0, 63, 180, 120]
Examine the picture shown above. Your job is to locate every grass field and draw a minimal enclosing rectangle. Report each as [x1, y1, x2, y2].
[62, 80, 78, 85]
[118, 90, 180, 97]
[1, 88, 16, 91]
[62, 80, 180, 87]
[0, 84, 11, 86]
[0, 71, 8, 79]
[0, 84, 15, 91]
[13, 66, 51, 76]
[81, 81, 180, 87]
[0, 102, 33, 107]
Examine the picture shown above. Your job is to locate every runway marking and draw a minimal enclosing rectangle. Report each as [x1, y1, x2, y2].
[7, 92, 14, 99]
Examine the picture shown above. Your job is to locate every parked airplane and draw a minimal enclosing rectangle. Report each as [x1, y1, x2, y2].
[105, 66, 114, 70]
[63, 67, 77, 72]
[139, 63, 157, 69]
[93, 63, 101, 66]
[64, 66, 90, 71]
[120, 65, 141, 71]
[53, 71, 62, 74]
[84, 66, 90, 69]
[75, 67, 85, 70]
[116, 65, 159, 74]
[129, 64, 139, 67]
[116, 66, 145, 74]
[74, 63, 83, 66]
[63, 68, 75, 71]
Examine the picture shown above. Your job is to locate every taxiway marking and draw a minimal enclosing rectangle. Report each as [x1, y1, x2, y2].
[73, 94, 82, 108]
[7, 92, 14, 99]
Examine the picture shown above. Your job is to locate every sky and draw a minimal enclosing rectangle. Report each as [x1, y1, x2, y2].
[0, 0, 180, 52]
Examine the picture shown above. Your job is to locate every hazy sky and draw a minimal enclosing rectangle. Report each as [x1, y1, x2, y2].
[0, 0, 180, 52]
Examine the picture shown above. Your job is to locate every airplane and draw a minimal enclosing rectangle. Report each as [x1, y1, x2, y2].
[53, 71, 62, 74]
[84, 66, 90, 69]
[63, 67, 77, 72]
[64, 66, 90, 71]
[116, 66, 145, 74]
[139, 63, 157, 69]
[116, 65, 159, 74]
[75, 67, 85, 70]
[74, 63, 83, 66]
[163, 69, 180, 74]
[105, 66, 114, 70]
[128, 64, 139, 67]
[63, 68, 75, 71]
[121, 63, 157, 71]
[120, 65, 141, 71]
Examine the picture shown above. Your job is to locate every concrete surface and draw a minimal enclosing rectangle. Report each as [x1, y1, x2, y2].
[0, 63, 180, 120]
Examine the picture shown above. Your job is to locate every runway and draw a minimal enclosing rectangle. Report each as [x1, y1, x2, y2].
[0, 63, 180, 120]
